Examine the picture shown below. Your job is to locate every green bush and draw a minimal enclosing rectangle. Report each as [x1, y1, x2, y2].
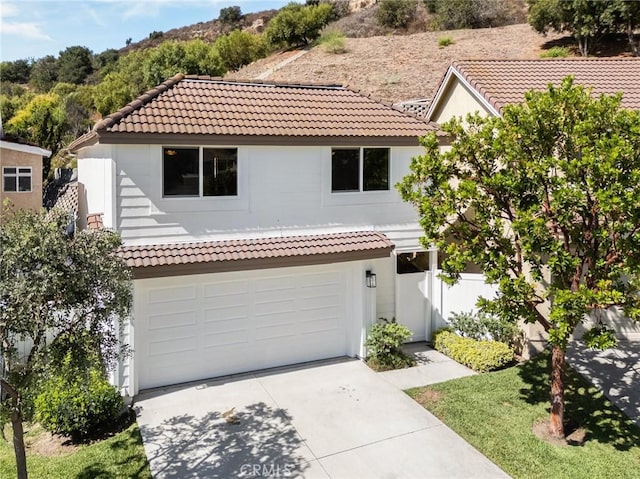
[447, 310, 519, 346]
[35, 353, 123, 438]
[215, 30, 267, 71]
[366, 318, 416, 370]
[438, 36, 454, 47]
[319, 30, 347, 53]
[431, 0, 510, 30]
[539, 46, 570, 58]
[265, 2, 334, 48]
[377, 0, 417, 29]
[219, 5, 243, 25]
[433, 329, 514, 372]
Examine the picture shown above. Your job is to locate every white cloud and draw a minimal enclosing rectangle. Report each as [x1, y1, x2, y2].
[1, 22, 52, 41]
[0, 3, 20, 19]
[83, 5, 108, 27]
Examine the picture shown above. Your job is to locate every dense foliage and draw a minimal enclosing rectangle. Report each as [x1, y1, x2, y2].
[398, 77, 640, 438]
[528, 0, 640, 56]
[365, 318, 416, 370]
[0, 208, 132, 478]
[265, 2, 334, 48]
[433, 329, 514, 372]
[447, 311, 520, 347]
[377, 0, 417, 29]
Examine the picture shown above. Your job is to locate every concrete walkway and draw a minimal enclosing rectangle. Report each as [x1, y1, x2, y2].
[567, 340, 640, 427]
[135, 358, 508, 478]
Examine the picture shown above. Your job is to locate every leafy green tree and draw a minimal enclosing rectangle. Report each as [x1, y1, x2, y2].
[215, 30, 267, 71]
[0, 59, 32, 84]
[431, 0, 510, 30]
[57, 46, 94, 84]
[398, 77, 640, 439]
[265, 2, 334, 48]
[219, 5, 243, 25]
[29, 55, 58, 92]
[1, 208, 131, 479]
[377, 0, 417, 29]
[6, 93, 66, 176]
[527, 0, 636, 56]
[611, 0, 640, 56]
[93, 48, 120, 73]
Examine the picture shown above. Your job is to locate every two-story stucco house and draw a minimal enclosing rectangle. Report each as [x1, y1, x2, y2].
[70, 75, 493, 396]
[424, 58, 640, 346]
[0, 132, 51, 223]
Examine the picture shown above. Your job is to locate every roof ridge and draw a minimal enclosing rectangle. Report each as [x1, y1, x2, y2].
[95, 73, 185, 131]
[454, 58, 640, 63]
[191, 75, 345, 89]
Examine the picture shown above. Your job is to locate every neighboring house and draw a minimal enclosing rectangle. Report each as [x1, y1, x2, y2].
[70, 74, 491, 396]
[0, 131, 51, 223]
[426, 58, 640, 345]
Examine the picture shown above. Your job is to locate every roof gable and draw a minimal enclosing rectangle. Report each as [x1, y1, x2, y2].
[70, 75, 439, 151]
[427, 59, 640, 120]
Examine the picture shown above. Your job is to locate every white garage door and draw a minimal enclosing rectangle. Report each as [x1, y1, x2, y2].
[135, 265, 351, 390]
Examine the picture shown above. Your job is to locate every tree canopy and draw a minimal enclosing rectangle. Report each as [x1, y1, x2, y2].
[0, 208, 132, 478]
[398, 77, 640, 438]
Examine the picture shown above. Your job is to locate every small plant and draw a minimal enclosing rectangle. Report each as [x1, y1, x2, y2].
[447, 310, 519, 347]
[148, 30, 163, 40]
[35, 352, 123, 439]
[366, 318, 416, 371]
[433, 329, 514, 372]
[438, 36, 454, 47]
[539, 46, 570, 58]
[319, 30, 347, 54]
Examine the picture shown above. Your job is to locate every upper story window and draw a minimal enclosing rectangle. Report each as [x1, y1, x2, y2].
[331, 147, 389, 193]
[3, 166, 32, 192]
[163, 147, 237, 197]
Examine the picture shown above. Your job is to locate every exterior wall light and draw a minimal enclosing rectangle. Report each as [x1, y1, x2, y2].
[366, 270, 377, 288]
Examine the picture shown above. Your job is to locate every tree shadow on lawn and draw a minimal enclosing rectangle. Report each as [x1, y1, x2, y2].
[517, 350, 640, 451]
[133, 402, 309, 478]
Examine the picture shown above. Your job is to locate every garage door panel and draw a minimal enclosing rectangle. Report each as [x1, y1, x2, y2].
[137, 266, 352, 390]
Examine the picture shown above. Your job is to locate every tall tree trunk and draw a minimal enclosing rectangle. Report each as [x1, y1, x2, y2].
[1, 379, 28, 479]
[11, 408, 27, 479]
[549, 345, 565, 438]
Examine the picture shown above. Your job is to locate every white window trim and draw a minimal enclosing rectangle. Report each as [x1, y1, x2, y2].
[2, 166, 32, 193]
[151, 145, 248, 214]
[330, 147, 390, 194]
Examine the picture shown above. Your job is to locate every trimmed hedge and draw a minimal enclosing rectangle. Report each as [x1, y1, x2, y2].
[433, 329, 514, 372]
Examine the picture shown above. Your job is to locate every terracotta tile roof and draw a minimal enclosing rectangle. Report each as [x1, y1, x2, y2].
[450, 59, 640, 114]
[86, 213, 104, 231]
[69, 75, 438, 151]
[118, 231, 393, 271]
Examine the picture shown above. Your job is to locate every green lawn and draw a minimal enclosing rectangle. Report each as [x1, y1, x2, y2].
[407, 351, 640, 479]
[0, 421, 151, 478]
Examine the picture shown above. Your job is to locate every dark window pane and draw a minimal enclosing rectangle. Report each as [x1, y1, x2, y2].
[331, 149, 359, 192]
[203, 148, 237, 196]
[363, 148, 389, 191]
[397, 252, 430, 274]
[18, 168, 30, 174]
[4, 167, 16, 175]
[18, 175, 31, 192]
[3, 176, 16, 192]
[163, 148, 199, 196]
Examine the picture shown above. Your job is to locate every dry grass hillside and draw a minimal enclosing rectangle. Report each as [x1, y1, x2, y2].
[227, 23, 567, 104]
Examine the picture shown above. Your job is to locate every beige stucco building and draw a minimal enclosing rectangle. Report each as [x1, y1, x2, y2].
[0, 139, 51, 223]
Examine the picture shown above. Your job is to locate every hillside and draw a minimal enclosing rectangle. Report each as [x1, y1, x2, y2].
[226, 23, 567, 104]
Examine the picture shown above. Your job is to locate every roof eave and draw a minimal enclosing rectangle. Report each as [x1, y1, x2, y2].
[0, 140, 51, 157]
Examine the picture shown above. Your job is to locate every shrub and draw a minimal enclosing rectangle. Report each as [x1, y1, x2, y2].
[433, 329, 514, 372]
[35, 352, 123, 438]
[377, 0, 417, 29]
[539, 46, 570, 58]
[265, 2, 334, 48]
[215, 30, 267, 71]
[148, 31, 163, 40]
[319, 30, 347, 53]
[366, 318, 416, 370]
[447, 310, 519, 346]
[219, 5, 243, 25]
[431, 0, 511, 30]
[438, 36, 454, 47]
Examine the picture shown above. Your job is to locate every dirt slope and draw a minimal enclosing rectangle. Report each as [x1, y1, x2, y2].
[227, 23, 567, 104]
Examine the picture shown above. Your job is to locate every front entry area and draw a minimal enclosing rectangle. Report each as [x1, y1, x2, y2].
[133, 263, 358, 391]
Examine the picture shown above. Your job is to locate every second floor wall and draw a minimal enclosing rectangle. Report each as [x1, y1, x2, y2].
[78, 142, 426, 246]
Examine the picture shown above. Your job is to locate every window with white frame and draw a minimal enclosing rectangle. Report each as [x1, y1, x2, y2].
[331, 147, 389, 192]
[163, 147, 238, 197]
[3, 166, 32, 192]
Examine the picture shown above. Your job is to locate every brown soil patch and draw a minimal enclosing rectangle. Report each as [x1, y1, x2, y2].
[416, 388, 444, 406]
[24, 427, 78, 457]
[532, 419, 587, 447]
[228, 23, 568, 104]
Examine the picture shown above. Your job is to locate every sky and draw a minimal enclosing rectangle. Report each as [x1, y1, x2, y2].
[0, 0, 291, 62]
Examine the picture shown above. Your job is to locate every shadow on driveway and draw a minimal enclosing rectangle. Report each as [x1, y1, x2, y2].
[138, 402, 309, 478]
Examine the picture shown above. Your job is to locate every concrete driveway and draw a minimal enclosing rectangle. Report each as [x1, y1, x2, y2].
[135, 358, 508, 478]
